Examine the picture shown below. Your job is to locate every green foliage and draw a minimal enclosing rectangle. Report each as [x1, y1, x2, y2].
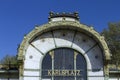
[0, 54, 18, 65]
[101, 22, 120, 65]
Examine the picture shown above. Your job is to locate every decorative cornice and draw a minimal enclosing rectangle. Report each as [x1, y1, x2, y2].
[48, 12, 79, 21]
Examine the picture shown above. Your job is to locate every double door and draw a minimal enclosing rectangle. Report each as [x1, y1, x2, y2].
[42, 48, 87, 80]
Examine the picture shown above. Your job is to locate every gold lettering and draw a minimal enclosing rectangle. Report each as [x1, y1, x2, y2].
[66, 70, 69, 76]
[53, 70, 60, 76]
[70, 70, 75, 76]
[62, 70, 67, 76]
[52, 70, 55, 76]
[76, 70, 80, 76]
[48, 70, 52, 76]
[47, 70, 81, 76]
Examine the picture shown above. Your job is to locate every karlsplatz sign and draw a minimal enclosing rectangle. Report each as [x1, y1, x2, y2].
[47, 70, 81, 76]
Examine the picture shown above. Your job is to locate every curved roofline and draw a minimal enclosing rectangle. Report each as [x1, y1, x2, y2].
[17, 21, 111, 61]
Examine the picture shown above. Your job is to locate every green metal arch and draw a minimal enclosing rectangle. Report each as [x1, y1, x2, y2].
[17, 21, 111, 61]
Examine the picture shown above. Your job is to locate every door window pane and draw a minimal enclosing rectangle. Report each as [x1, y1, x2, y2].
[42, 53, 52, 79]
[54, 48, 74, 69]
[76, 53, 87, 80]
[54, 48, 74, 80]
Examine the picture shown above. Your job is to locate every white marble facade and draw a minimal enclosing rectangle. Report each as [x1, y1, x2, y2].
[23, 29, 105, 80]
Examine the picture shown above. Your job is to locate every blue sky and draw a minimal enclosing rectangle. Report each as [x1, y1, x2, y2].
[0, 0, 120, 59]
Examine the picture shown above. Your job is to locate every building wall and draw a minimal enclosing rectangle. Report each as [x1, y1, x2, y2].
[0, 78, 19, 80]
[0, 64, 19, 80]
[0, 70, 19, 80]
[109, 78, 120, 80]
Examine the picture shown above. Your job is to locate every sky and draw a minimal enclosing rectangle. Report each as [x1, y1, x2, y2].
[0, 0, 120, 59]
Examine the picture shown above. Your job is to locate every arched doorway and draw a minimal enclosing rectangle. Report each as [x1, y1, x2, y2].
[18, 12, 111, 80]
[42, 48, 87, 80]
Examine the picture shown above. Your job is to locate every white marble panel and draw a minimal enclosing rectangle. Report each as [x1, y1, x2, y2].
[51, 17, 63, 22]
[24, 45, 43, 69]
[72, 32, 95, 53]
[72, 43, 85, 54]
[0, 78, 19, 80]
[51, 17, 76, 22]
[88, 77, 104, 80]
[88, 70, 104, 76]
[84, 53, 92, 69]
[25, 45, 43, 62]
[109, 78, 119, 80]
[24, 71, 39, 76]
[24, 60, 40, 69]
[53, 30, 74, 47]
[42, 79, 51, 80]
[23, 77, 39, 80]
[32, 32, 55, 54]
[65, 17, 76, 21]
[86, 45, 103, 69]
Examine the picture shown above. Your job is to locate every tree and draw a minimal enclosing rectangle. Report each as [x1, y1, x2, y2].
[101, 22, 120, 66]
[0, 54, 18, 65]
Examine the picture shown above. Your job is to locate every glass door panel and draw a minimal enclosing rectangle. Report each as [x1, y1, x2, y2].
[54, 48, 74, 80]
